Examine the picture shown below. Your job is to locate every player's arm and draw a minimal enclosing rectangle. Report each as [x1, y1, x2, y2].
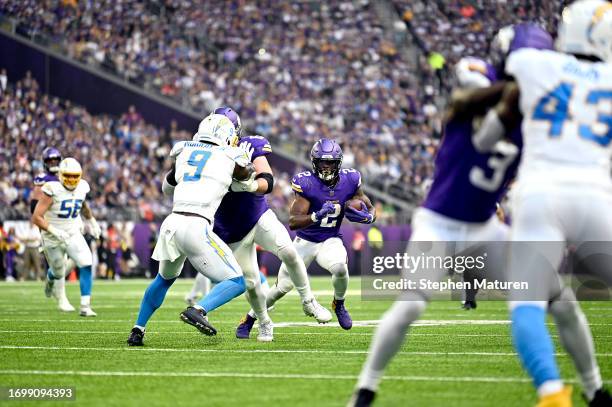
[30, 185, 44, 214]
[233, 162, 255, 181]
[288, 193, 314, 230]
[81, 201, 102, 239]
[31, 193, 68, 242]
[472, 81, 521, 152]
[346, 187, 376, 224]
[251, 156, 274, 194]
[162, 164, 177, 197]
[448, 81, 507, 121]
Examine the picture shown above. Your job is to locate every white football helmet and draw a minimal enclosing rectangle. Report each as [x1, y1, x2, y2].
[556, 0, 612, 62]
[193, 114, 238, 147]
[58, 157, 82, 190]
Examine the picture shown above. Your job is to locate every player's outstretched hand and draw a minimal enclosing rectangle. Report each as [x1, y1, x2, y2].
[239, 141, 254, 162]
[47, 225, 70, 244]
[345, 202, 374, 224]
[87, 218, 102, 239]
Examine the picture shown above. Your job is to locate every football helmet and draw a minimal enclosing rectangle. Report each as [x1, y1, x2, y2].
[454, 57, 497, 89]
[490, 23, 554, 73]
[213, 106, 242, 137]
[42, 147, 62, 174]
[58, 157, 82, 191]
[557, 0, 612, 62]
[193, 114, 239, 147]
[310, 139, 343, 185]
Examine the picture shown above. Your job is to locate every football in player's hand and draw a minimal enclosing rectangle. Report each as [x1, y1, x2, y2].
[345, 199, 365, 211]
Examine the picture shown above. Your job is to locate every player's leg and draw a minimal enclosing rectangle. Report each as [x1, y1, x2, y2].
[185, 273, 211, 306]
[315, 237, 351, 329]
[66, 234, 96, 316]
[42, 244, 75, 310]
[253, 210, 331, 322]
[230, 240, 274, 341]
[508, 191, 569, 403]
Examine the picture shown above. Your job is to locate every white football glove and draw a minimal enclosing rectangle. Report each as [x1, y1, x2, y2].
[86, 217, 102, 239]
[230, 172, 259, 193]
[47, 225, 70, 244]
[239, 141, 254, 162]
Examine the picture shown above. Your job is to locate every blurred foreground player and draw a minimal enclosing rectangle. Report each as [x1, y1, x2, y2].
[350, 23, 554, 406]
[32, 158, 101, 317]
[475, 2, 612, 405]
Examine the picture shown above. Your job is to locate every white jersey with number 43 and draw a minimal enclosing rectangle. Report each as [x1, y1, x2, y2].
[507, 48, 612, 188]
[41, 180, 89, 244]
[170, 141, 249, 220]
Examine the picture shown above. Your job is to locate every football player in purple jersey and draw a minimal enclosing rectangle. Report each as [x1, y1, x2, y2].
[236, 138, 376, 335]
[350, 24, 557, 407]
[184, 107, 332, 340]
[30, 147, 75, 312]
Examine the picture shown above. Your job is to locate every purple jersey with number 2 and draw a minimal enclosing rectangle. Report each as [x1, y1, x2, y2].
[214, 136, 273, 244]
[33, 172, 58, 186]
[422, 119, 522, 223]
[291, 169, 361, 243]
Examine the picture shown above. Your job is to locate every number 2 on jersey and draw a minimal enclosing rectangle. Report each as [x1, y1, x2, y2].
[320, 204, 341, 228]
[183, 150, 212, 182]
[532, 82, 612, 146]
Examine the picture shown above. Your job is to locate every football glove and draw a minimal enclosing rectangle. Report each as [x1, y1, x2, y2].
[311, 202, 337, 223]
[239, 141, 254, 162]
[230, 172, 259, 193]
[345, 202, 375, 224]
[85, 217, 102, 239]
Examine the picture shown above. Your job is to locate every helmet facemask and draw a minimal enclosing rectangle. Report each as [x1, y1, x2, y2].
[60, 171, 81, 190]
[312, 158, 342, 185]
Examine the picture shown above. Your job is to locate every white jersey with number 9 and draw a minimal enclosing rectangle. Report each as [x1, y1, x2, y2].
[170, 141, 249, 220]
[507, 48, 612, 188]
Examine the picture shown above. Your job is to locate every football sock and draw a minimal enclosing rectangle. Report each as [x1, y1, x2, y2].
[330, 263, 349, 300]
[47, 267, 58, 280]
[245, 279, 270, 323]
[511, 305, 561, 395]
[278, 245, 312, 302]
[357, 299, 427, 391]
[135, 274, 176, 327]
[79, 266, 93, 296]
[549, 298, 602, 400]
[197, 276, 245, 314]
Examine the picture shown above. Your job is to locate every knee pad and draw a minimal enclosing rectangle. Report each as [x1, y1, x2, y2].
[329, 263, 348, 277]
[276, 277, 295, 294]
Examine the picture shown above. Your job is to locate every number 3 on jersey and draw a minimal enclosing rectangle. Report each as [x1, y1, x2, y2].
[532, 82, 612, 146]
[184, 150, 212, 182]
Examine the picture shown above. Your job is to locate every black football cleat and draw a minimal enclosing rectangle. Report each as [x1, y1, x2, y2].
[586, 388, 612, 407]
[462, 300, 477, 310]
[127, 327, 144, 346]
[347, 388, 376, 407]
[180, 307, 217, 336]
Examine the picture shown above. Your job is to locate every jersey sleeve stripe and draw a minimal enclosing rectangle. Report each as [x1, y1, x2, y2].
[291, 182, 303, 192]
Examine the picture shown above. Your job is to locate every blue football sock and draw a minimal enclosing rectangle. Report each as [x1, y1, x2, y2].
[47, 267, 58, 280]
[197, 276, 246, 314]
[79, 266, 93, 296]
[511, 305, 560, 388]
[259, 272, 267, 284]
[135, 274, 176, 327]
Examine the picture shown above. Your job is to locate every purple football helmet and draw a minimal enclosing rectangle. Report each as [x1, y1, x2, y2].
[42, 147, 62, 174]
[310, 139, 343, 185]
[490, 23, 553, 74]
[213, 106, 242, 137]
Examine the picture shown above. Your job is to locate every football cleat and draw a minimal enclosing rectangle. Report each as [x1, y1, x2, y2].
[586, 388, 612, 407]
[303, 298, 332, 323]
[127, 327, 145, 346]
[58, 297, 75, 312]
[236, 314, 256, 339]
[333, 299, 353, 330]
[180, 307, 217, 336]
[462, 300, 477, 310]
[257, 319, 274, 342]
[536, 386, 572, 407]
[44, 278, 55, 298]
[79, 307, 97, 317]
[347, 388, 376, 407]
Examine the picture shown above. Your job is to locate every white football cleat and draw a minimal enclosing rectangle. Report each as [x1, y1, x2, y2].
[257, 319, 274, 342]
[79, 307, 97, 317]
[303, 298, 332, 323]
[58, 297, 75, 312]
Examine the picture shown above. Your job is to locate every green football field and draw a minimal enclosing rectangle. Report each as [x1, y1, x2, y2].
[0, 278, 610, 406]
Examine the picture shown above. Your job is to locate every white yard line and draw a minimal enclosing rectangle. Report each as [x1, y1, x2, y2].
[1, 345, 610, 357]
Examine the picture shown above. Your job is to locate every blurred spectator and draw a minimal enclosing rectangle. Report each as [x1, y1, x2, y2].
[17, 220, 43, 280]
[4, 227, 19, 281]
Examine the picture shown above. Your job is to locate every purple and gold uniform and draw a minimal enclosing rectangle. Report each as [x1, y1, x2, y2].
[291, 168, 362, 243]
[34, 172, 58, 186]
[214, 135, 273, 243]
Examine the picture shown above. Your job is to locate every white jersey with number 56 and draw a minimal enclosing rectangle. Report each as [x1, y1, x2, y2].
[506, 48, 612, 188]
[170, 141, 249, 220]
[40, 180, 89, 244]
